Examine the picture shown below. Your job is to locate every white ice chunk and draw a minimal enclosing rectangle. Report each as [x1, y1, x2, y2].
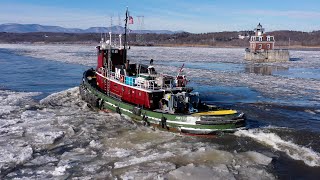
[34, 131, 65, 145]
[167, 164, 235, 180]
[114, 151, 174, 168]
[237, 151, 272, 166]
[52, 165, 70, 176]
[120, 161, 176, 180]
[237, 166, 275, 180]
[29, 155, 59, 166]
[235, 129, 320, 167]
[89, 140, 103, 149]
[0, 145, 33, 173]
[103, 148, 134, 158]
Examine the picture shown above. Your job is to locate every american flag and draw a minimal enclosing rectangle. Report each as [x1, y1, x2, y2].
[177, 63, 184, 75]
[129, 16, 134, 24]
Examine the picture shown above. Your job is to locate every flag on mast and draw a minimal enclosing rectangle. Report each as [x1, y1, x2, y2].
[129, 16, 134, 24]
[177, 63, 184, 76]
[179, 63, 184, 72]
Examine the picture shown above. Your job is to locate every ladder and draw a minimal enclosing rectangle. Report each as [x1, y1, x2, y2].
[107, 45, 112, 97]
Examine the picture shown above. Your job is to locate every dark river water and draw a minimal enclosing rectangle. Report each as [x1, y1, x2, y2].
[0, 49, 88, 100]
[0, 46, 320, 179]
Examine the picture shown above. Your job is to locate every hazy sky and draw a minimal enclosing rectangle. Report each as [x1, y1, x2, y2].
[0, 0, 319, 33]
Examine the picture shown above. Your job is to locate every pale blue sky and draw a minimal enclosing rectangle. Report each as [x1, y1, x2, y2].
[0, 0, 319, 33]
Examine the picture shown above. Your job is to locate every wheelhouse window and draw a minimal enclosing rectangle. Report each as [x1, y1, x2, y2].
[148, 67, 157, 74]
[112, 49, 118, 53]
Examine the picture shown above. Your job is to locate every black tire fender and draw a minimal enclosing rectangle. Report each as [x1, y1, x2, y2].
[116, 106, 121, 114]
[160, 116, 167, 129]
[99, 99, 104, 109]
[96, 98, 100, 108]
[142, 115, 150, 126]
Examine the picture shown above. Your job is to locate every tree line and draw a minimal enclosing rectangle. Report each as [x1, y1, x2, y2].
[1, 30, 320, 47]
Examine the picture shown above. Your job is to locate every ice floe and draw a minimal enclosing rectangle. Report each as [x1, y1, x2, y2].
[168, 164, 237, 180]
[119, 161, 176, 180]
[114, 151, 175, 168]
[235, 128, 320, 167]
[1, 43, 320, 106]
[0, 145, 33, 174]
[0, 87, 289, 179]
[52, 164, 70, 176]
[1, 44, 320, 178]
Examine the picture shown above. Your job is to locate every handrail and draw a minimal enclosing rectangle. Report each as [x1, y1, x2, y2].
[136, 79, 156, 90]
[102, 70, 177, 91]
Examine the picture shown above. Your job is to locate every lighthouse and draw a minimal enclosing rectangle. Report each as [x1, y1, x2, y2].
[249, 23, 275, 52]
[245, 23, 289, 62]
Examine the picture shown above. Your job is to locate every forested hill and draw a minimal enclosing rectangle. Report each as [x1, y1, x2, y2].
[1, 30, 320, 48]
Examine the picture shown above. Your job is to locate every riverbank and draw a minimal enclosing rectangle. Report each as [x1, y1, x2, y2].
[2, 42, 320, 51]
[1, 30, 320, 50]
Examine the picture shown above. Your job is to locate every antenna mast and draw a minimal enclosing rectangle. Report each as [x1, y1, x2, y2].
[110, 15, 113, 45]
[124, 7, 128, 50]
[137, 15, 144, 43]
[118, 13, 121, 27]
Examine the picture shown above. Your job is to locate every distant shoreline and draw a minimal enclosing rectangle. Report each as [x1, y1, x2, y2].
[1, 31, 320, 50]
[156, 44, 320, 50]
[1, 42, 320, 51]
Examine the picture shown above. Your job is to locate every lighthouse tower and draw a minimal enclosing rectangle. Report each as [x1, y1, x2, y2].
[249, 23, 275, 51]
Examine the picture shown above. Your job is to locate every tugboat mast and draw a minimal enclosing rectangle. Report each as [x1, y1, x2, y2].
[124, 7, 128, 51]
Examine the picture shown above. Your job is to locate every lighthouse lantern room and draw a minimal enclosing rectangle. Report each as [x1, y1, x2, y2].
[249, 23, 275, 51]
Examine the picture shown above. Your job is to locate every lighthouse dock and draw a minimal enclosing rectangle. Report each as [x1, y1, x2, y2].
[245, 49, 290, 62]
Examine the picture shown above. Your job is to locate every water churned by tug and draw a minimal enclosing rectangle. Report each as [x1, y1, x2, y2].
[79, 8, 246, 135]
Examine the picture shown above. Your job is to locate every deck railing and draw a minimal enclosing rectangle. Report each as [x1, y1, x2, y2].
[102, 69, 175, 91]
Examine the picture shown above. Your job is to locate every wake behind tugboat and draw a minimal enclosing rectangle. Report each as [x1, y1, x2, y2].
[79, 9, 245, 135]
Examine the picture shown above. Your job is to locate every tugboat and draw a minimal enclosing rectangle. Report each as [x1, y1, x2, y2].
[79, 9, 246, 135]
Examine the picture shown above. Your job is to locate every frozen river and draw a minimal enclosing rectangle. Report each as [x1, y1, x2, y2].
[0, 44, 320, 179]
